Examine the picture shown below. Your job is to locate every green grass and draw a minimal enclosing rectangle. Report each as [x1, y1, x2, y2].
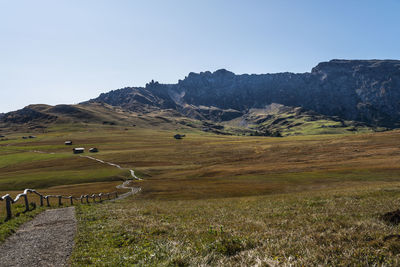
[0, 127, 138, 191]
[0, 152, 70, 168]
[0, 204, 45, 243]
[225, 106, 380, 136]
[262, 115, 374, 136]
[0, 168, 128, 191]
[70, 183, 400, 266]
[2, 124, 400, 264]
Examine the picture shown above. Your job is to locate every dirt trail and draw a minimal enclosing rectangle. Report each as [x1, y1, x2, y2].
[80, 155, 142, 199]
[0, 176, 140, 266]
[0, 151, 141, 265]
[115, 179, 142, 200]
[29, 149, 142, 198]
[80, 155, 142, 180]
[0, 207, 76, 267]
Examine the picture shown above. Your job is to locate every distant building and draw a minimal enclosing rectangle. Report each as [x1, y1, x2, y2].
[174, 134, 186, 140]
[89, 148, 98, 153]
[73, 148, 85, 154]
[65, 141, 73, 145]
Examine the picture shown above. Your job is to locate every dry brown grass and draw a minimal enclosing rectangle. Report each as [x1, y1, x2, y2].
[2, 126, 400, 208]
[3, 125, 400, 264]
[71, 182, 400, 266]
[118, 130, 400, 199]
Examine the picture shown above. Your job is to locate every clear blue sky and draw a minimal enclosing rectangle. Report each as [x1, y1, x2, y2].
[1, 0, 400, 112]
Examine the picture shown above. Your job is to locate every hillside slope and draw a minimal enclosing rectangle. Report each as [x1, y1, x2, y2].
[0, 102, 234, 134]
[225, 103, 380, 136]
[0, 102, 380, 136]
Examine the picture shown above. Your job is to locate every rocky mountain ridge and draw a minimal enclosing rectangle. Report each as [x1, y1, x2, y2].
[1, 59, 399, 136]
[87, 59, 400, 128]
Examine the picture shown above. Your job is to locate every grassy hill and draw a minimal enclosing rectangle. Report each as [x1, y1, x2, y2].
[225, 103, 384, 136]
[0, 103, 243, 136]
[0, 102, 384, 139]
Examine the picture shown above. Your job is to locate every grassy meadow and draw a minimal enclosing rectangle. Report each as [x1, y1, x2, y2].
[2, 123, 400, 264]
[71, 183, 400, 266]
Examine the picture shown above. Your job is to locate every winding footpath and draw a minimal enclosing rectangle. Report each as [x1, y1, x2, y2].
[80, 155, 143, 200]
[0, 153, 141, 266]
[80, 155, 142, 180]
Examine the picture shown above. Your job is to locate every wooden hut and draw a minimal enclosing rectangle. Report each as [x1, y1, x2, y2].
[73, 148, 85, 154]
[174, 134, 186, 140]
[89, 148, 98, 153]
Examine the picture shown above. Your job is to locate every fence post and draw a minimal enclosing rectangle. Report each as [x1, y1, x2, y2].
[23, 194, 29, 212]
[2, 187, 120, 222]
[5, 197, 12, 220]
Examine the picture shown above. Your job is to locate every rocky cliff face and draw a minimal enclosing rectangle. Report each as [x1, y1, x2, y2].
[307, 60, 400, 127]
[89, 59, 400, 127]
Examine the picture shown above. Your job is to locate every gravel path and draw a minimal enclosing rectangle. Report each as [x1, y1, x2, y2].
[0, 207, 76, 267]
[114, 180, 142, 200]
[0, 154, 141, 266]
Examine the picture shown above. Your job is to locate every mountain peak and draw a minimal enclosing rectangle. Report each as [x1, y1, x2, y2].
[213, 69, 235, 76]
[4, 59, 400, 130]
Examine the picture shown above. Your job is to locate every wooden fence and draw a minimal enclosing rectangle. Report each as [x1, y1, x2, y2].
[0, 189, 119, 221]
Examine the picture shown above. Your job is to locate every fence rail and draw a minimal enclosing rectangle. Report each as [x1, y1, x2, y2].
[0, 188, 119, 221]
